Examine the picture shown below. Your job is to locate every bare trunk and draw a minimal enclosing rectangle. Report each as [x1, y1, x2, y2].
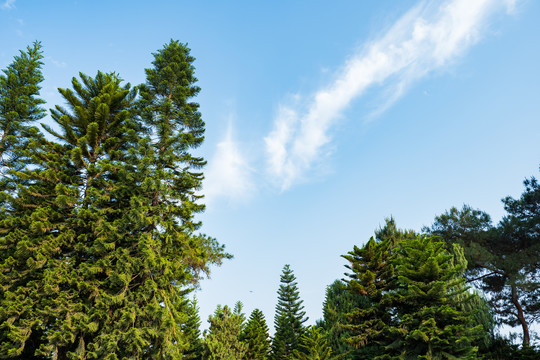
[511, 284, 530, 348]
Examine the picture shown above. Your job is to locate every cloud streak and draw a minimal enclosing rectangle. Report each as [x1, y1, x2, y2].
[265, 0, 517, 190]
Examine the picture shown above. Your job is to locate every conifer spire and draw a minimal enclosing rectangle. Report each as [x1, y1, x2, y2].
[271, 264, 308, 360]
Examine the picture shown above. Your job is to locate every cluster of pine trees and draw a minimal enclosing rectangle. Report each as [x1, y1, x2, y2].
[1, 40, 538, 359]
[198, 197, 538, 360]
[0, 41, 230, 359]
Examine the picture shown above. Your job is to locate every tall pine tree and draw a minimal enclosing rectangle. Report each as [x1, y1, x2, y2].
[271, 264, 308, 360]
[341, 218, 416, 355]
[426, 171, 540, 348]
[1, 40, 230, 359]
[0, 42, 66, 359]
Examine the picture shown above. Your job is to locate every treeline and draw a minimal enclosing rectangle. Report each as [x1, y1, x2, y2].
[196, 183, 539, 360]
[0, 41, 538, 359]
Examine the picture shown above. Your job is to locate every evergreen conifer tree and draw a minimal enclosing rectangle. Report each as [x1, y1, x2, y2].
[0, 41, 45, 179]
[271, 264, 308, 360]
[1, 40, 230, 359]
[183, 298, 203, 360]
[0, 137, 71, 359]
[202, 303, 247, 360]
[343, 220, 481, 359]
[240, 308, 271, 360]
[0, 43, 69, 359]
[426, 170, 540, 348]
[318, 280, 368, 359]
[291, 327, 344, 360]
[341, 218, 416, 355]
[385, 237, 481, 359]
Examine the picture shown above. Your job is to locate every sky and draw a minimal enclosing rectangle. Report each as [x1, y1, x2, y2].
[1, 0, 539, 338]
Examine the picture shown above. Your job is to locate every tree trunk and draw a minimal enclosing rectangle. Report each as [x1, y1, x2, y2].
[511, 284, 530, 348]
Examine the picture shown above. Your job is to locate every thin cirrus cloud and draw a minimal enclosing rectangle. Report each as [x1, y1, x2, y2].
[264, 0, 519, 191]
[1, 0, 15, 10]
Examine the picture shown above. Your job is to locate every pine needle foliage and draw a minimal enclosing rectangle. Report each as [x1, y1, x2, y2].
[292, 327, 345, 360]
[240, 308, 271, 360]
[202, 303, 247, 360]
[341, 218, 416, 355]
[183, 298, 203, 360]
[0, 41, 46, 206]
[318, 280, 369, 359]
[343, 219, 481, 359]
[385, 237, 481, 359]
[426, 169, 540, 348]
[271, 264, 308, 360]
[0, 40, 230, 359]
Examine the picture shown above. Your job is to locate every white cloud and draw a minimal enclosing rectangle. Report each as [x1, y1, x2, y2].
[1, 0, 15, 10]
[47, 56, 67, 68]
[204, 122, 255, 205]
[264, 0, 518, 190]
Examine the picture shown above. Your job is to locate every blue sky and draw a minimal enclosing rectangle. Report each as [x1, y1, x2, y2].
[1, 0, 539, 337]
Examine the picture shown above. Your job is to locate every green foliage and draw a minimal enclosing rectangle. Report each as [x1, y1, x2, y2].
[482, 337, 540, 360]
[384, 237, 481, 359]
[241, 309, 270, 360]
[271, 264, 308, 360]
[317, 280, 368, 359]
[292, 327, 345, 360]
[0, 41, 45, 175]
[426, 169, 540, 348]
[343, 220, 481, 359]
[0, 40, 230, 359]
[183, 298, 203, 360]
[341, 218, 416, 355]
[202, 302, 247, 360]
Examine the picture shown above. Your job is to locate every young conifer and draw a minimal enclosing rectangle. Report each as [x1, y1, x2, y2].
[202, 303, 247, 360]
[291, 327, 344, 360]
[387, 237, 481, 359]
[241, 309, 271, 360]
[271, 264, 308, 360]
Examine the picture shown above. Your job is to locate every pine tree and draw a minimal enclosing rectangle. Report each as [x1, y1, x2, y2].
[341, 218, 415, 355]
[318, 280, 368, 359]
[426, 171, 540, 348]
[183, 298, 203, 360]
[0, 138, 72, 359]
[241, 309, 271, 360]
[343, 220, 481, 359]
[271, 264, 308, 360]
[385, 237, 481, 359]
[202, 303, 247, 360]
[291, 327, 344, 360]
[1, 40, 231, 358]
[0, 41, 45, 179]
[0, 43, 68, 359]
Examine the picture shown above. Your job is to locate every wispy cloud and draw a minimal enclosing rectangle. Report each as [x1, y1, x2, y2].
[47, 56, 67, 68]
[204, 122, 255, 206]
[1, 0, 15, 10]
[265, 0, 518, 190]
